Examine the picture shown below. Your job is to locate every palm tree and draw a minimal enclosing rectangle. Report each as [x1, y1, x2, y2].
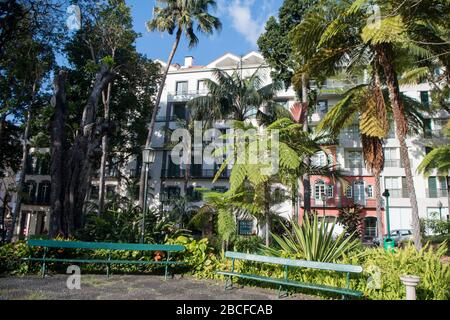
[290, 0, 448, 250]
[317, 76, 425, 242]
[188, 67, 283, 122]
[140, 0, 222, 208]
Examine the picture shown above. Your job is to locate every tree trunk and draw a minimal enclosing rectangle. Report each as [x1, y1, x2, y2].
[62, 65, 115, 236]
[0, 112, 6, 143]
[301, 75, 311, 216]
[7, 108, 32, 242]
[49, 71, 67, 239]
[98, 82, 112, 216]
[374, 174, 383, 243]
[376, 45, 422, 250]
[139, 28, 183, 208]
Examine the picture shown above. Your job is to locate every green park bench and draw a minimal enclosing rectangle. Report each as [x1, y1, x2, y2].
[217, 251, 364, 299]
[24, 239, 186, 279]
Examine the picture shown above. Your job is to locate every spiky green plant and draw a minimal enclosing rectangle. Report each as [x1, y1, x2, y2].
[265, 214, 361, 263]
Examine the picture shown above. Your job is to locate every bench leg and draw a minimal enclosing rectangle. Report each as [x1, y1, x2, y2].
[277, 286, 288, 299]
[224, 277, 233, 291]
[164, 252, 171, 280]
[41, 248, 48, 278]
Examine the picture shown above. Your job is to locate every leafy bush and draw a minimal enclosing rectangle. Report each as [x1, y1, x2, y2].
[266, 214, 361, 262]
[77, 203, 188, 243]
[359, 243, 450, 300]
[338, 204, 363, 239]
[0, 241, 33, 275]
[232, 236, 264, 253]
[167, 235, 225, 279]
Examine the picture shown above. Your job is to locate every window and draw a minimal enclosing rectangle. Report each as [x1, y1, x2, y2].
[197, 80, 208, 93]
[420, 91, 430, 108]
[37, 181, 51, 205]
[212, 187, 228, 193]
[385, 177, 405, 198]
[317, 100, 328, 115]
[428, 177, 448, 198]
[363, 217, 378, 240]
[314, 180, 326, 199]
[312, 151, 329, 167]
[326, 185, 334, 198]
[366, 185, 373, 198]
[433, 119, 448, 137]
[24, 181, 37, 204]
[238, 220, 253, 236]
[176, 81, 188, 95]
[423, 119, 432, 138]
[106, 186, 116, 199]
[173, 102, 187, 120]
[353, 181, 365, 205]
[90, 186, 99, 200]
[187, 186, 202, 202]
[343, 124, 360, 141]
[166, 186, 181, 200]
[384, 148, 400, 167]
[400, 230, 412, 236]
[345, 150, 363, 168]
[345, 185, 353, 198]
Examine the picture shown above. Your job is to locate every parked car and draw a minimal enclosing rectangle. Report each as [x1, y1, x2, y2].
[372, 229, 414, 246]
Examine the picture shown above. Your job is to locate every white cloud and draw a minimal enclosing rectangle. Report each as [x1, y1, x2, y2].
[218, 0, 276, 47]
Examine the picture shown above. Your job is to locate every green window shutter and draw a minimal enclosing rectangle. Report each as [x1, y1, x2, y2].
[423, 119, 432, 138]
[428, 177, 437, 198]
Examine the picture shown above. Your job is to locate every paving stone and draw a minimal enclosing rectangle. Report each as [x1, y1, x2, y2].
[0, 275, 320, 300]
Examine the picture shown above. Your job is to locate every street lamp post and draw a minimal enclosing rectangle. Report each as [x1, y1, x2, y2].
[382, 189, 395, 251]
[141, 147, 156, 244]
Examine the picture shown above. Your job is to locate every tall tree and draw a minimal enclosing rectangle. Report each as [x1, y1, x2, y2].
[257, 0, 319, 217]
[140, 0, 222, 208]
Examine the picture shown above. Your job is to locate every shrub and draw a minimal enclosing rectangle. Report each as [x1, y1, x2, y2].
[167, 235, 225, 279]
[266, 214, 361, 262]
[232, 236, 264, 254]
[0, 241, 33, 275]
[358, 243, 450, 300]
[338, 204, 363, 239]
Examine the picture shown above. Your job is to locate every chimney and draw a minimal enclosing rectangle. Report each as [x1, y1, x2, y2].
[184, 56, 194, 68]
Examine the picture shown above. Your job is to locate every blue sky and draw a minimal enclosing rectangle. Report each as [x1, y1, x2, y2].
[126, 0, 283, 66]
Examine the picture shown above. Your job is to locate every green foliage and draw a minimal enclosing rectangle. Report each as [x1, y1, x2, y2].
[0, 241, 33, 275]
[421, 213, 450, 236]
[232, 236, 264, 254]
[147, 0, 222, 48]
[338, 204, 363, 239]
[166, 236, 224, 279]
[77, 199, 188, 244]
[266, 214, 361, 262]
[360, 243, 449, 300]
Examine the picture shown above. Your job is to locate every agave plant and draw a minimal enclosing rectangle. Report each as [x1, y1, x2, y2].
[265, 214, 361, 263]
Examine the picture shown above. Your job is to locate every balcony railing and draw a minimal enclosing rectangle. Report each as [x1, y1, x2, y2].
[310, 198, 378, 208]
[426, 189, 449, 198]
[161, 169, 231, 179]
[167, 89, 209, 102]
[384, 159, 402, 168]
[387, 188, 409, 198]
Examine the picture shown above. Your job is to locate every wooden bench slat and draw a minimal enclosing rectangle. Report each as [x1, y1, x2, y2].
[27, 240, 185, 252]
[217, 271, 363, 297]
[24, 257, 186, 265]
[224, 251, 363, 273]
